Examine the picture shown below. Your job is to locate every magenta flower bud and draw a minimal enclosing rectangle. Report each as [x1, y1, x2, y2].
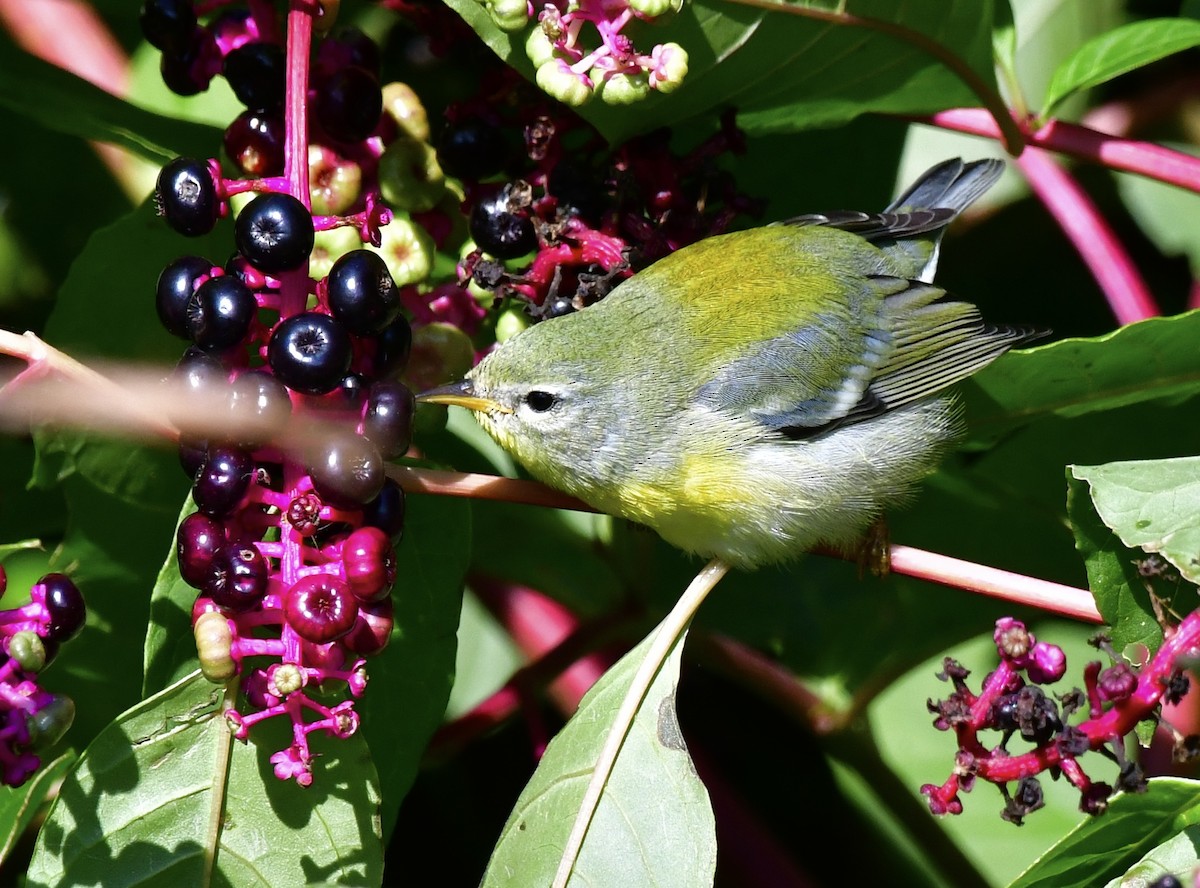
[1097, 663, 1138, 702]
[1027, 642, 1067, 684]
[994, 618, 1032, 660]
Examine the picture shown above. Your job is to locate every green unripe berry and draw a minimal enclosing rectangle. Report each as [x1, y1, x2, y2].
[269, 663, 305, 695]
[382, 81, 430, 142]
[379, 136, 446, 213]
[9, 631, 47, 673]
[595, 71, 651, 105]
[485, 0, 530, 31]
[525, 27, 557, 68]
[368, 214, 435, 286]
[25, 695, 75, 750]
[195, 611, 237, 683]
[628, 0, 677, 17]
[651, 43, 688, 94]
[310, 226, 364, 280]
[495, 307, 531, 343]
[309, 145, 363, 216]
[536, 59, 592, 107]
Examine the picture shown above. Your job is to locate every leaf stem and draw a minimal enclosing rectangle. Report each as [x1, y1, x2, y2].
[204, 678, 240, 884]
[551, 558, 730, 888]
[717, 0, 1025, 154]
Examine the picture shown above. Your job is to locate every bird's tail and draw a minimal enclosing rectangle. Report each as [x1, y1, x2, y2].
[886, 158, 1004, 217]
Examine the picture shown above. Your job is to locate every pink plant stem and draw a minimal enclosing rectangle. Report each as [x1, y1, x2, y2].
[925, 108, 1200, 193]
[1014, 146, 1159, 324]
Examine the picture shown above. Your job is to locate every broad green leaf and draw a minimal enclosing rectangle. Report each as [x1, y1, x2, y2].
[0, 46, 222, 166]
[482, 626, 714, 887]
[446, 0, 994, 143]
[142, 497, 200, 695]
[1011, 777, 1200, 888]
[1043, 19, 1200, 117]
[1103, 826, 1200, 887]
[961, 312, 1200, 448]
[27, 671, 382, 887]
[0, 753, 74, 867]
[1071, 458, 1200, 586]
[1065, 469, 1156, 653]
[1116, 153, 1200, 277]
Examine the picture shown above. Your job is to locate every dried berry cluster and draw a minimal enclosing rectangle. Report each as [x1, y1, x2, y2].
[922, 617, 1199, 824]
[0, 568, 85, 786]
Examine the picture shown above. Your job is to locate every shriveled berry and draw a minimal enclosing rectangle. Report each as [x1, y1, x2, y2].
[327, 249, 399, 335]
[344, 597, 394, 656]
[227, 370, 291, 447]
[140, 0, 197, 53]
[222, 42, 285, 111]
[192, 446, 253, 518]
[38, 573, 86, 643]
[234, 193, 314, 274]
[310, 434, 384, 508]
[224, 110, 285, 176]
[361, 380, 414, 458]
[157, 157, 219, 237]
[187, 275, 256, 350]
[470, 191, 536, 258]
[156, 255, 212, 339]
[267, 312, 352, 395]
[316, 67, 382, 143]
[177, 512, 226, 588]
[286, 492, 323, 536]
[342, 526, 396, 601]
[362, 480, 405, 542]
[205, 543, 269, 610]
[283, 575, 357, 643]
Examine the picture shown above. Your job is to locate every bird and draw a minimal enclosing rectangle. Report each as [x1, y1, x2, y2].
[419, 158, 1044, 570]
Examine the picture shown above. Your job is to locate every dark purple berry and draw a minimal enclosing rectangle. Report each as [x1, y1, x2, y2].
[315, 67, 382, 144]
[177, 512, 226, 587]
[283, 575, 357, 643]
[224, 110, 285, 177]
[171, 348, 228, 439]
[193, 447, 253, 518]
[159, 40, 212, 97]
[267, 312, 352, 395]
[222, 42, 285, 111]
[156, 255, 212, 339]
[227, 370, 291, 447]
[139, 0, 197, 54]
[470, 191, 536, 259]
[339, 373, 367, 405]
[316, 27, 381, 79]
[362, 480, 405, 542]
[38, 573, 85, 643]
[205, 543, 269, 610]
[157, 157, 219, 237]
[235, 193, 314, 273]
[361, 380, 414, 458]
[286, 492, 323, 536]
[326, 249, 400, 335]
[178, 438, 208, 478]
[375, 316, 412, 376]
[344, 597, 394, 656]
[437, 120, 508, 181]
[187, 275, 256, 350]
[309, 434, 384, 508]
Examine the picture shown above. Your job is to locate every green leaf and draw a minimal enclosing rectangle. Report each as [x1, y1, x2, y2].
[1011, 777, 1200, 888]
[1102, 825, 1200, 887]
[0, 45, 222, 165]
[481, 626, 714, 887]
[1065, 469, 1155, 652]
[1072, 457, 1200, 586]
[0, 753, 74, 867]
[961, 312, 1200, 448]
[447, 0, 994, 143]
[142, 497, 202, 695]
[27, 672, 382, 887]
[1042, 19, 1200, 117]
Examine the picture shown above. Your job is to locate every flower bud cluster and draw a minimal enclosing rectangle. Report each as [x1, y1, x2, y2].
[144, 0, 434, 785]
[0, 568, 85, 786]
[922, 616, 1200, 824]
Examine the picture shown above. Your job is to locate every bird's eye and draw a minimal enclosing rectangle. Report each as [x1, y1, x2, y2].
[524, 390, 558, 412]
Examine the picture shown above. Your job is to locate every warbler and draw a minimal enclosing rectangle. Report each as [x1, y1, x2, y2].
[420, 159, 1042, 569]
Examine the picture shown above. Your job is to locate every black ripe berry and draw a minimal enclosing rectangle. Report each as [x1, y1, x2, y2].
[177, 512, 225, 588]
[361, 380, 415, 458]
[227, 370, 291, 447]
[310, 434, 384, 509]
[235, 193, 314, 274]
[139, 0, 197, 54]
[205, 543, 270, 611]
[437, 120, 508, 181]
[362, 479, 406, 542]
[193, 446, 254, 518]
[326, 249, 400, 335]
[224, 110, 285, 177]
[222, 42, 286, 111]
[267, 312, 352, 395]
[375, 316, 413, 376]
[156, 255, 212, 339]
[316, 67, 383, 144]
[157, 157, 219, 237]
[187, 275, 257, 350]
[39, 574, 86, 643]
[470, 191, 536, 259]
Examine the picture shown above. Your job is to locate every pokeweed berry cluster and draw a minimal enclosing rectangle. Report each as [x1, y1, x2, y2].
[143, 0, 430, 786]
[452, 104, 763, 325]
[922, 616, 1200, 824]
[0, 567, 85, 787]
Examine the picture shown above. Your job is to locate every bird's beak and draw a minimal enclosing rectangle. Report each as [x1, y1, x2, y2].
[417, 379, 512, 414]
